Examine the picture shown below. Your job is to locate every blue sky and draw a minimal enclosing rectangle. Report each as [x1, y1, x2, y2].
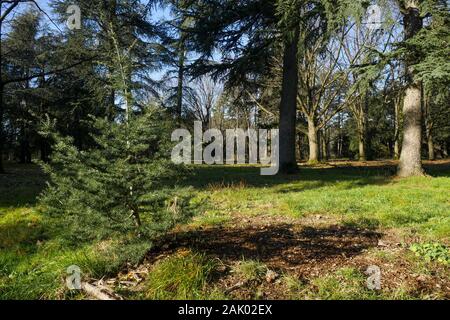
[12, 0, 169, 27]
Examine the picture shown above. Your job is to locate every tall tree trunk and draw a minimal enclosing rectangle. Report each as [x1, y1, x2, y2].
[398, 3, 424, 177]
[427, 132, 435, 161]
[357, 118, 367, 161]
[337, 113, 343, 158]
[0, 84, 4, 173]
[307, 119, 319, 163]
[279, 29, 300, 173]
[393, 96, 401, 160]
[176, 38, 185, 118]
[358, 135, 366, 161]
[423, 91, 435, 161]
[297, 132, 303, 161]
[322, 129, 329, 161]
[399, 85, 423, 176]
[0, 15, 4, 174]
[394, 141, 400, 160]
[358, 92, 369, 161]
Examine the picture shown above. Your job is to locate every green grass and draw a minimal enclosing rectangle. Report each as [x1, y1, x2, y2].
[284, 268, 419, 300]
[1, 162, 449, 299]
[190, 164, 450, 241]
[0, 164, 151, 299]
[143, 251, 224, 300]
[232, 260, 268, 282]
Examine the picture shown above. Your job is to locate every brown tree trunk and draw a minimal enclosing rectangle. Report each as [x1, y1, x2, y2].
[394, 96, 401, 160]
[279, 29, 300, 173]
[0, 16, 4, 174]
[358, 92, 369, 161]
[0, 84, 4, 173]
[423, 92, 435, 161]
[427, 131, 435, 161]
[398, 85, 424, 176]
[176, 38, 185, 117]
[394, 141, 400, 160]
[358, 135, 366, 161]
[398, 3, 424, 177]
[307, 119, 319, 163]
[357, 117, 367, 161]
[297, 132, 303, 161]
[337, 113, 343, 158]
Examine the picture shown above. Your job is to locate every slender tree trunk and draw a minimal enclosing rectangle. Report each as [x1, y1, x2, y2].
[307, 119, 319, 163]
[0, 84, 4, 173]
[394, 141, 400, 160]
[358, 135, 366, 161]
[0, 15, 4, 174]
[337, 113, 343, 158]
[358, 92, 369, 161]
[398, 3, 424, 177]
[423, 92, 435, 161]
[320, 129, 328, 161]
[176, 38, 185, 118]
[394, 96, 401, 160]
[357, 118, 367, 161]
[108, 88, 116, 121]
[279, 29, 300, 173]
[427, 132, 435, 161]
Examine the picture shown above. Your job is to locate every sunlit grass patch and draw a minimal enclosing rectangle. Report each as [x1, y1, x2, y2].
[231, 259, 268, 282]
[282, 268, 388, 300]
[143, 251, 222, 300]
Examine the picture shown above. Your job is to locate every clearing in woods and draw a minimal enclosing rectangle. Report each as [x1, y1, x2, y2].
[0, 161, 449, 299]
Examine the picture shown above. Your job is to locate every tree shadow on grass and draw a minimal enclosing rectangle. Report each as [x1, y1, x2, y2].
[0, 164, 47, 208]
[186, 164, 395, 192]
[423, 161, 450, 178]
[147, 224, 381, 271]
[184, 160, 450, 193]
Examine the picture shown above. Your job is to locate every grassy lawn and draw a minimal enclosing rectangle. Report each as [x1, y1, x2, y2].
[0, 161, 449, 300]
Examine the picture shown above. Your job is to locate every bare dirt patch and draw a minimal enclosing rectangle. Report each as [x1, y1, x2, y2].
[110, 213, 449, 299]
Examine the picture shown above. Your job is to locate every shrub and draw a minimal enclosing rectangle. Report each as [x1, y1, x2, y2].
[40, 107, 193, 241]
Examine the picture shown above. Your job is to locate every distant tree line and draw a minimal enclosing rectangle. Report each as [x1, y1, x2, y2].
[0, 0, 449, 177]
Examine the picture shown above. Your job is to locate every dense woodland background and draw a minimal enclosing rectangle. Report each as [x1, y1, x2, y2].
[0, 0, 448, 176]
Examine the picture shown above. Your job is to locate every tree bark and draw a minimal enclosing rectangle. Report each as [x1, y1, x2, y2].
[356, 91, 370, 161]
[398, 3, 424, 177]
[358, 134, 366, 161]
[320, 129, 329, 161]
[398, 85, 424, 176]
[0, 84, 4, 173]
[427, 133, 435, 161]
[0, 12, 4, 174]
[307, 119, 319, 163]
[279, 29, 300, 173]
[393, 96, 401, 160]
[423, 91, 435, 161]
[297, 132, 302, 161]
[176, 38, 185, 118]
[357, 116, 367, 161]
